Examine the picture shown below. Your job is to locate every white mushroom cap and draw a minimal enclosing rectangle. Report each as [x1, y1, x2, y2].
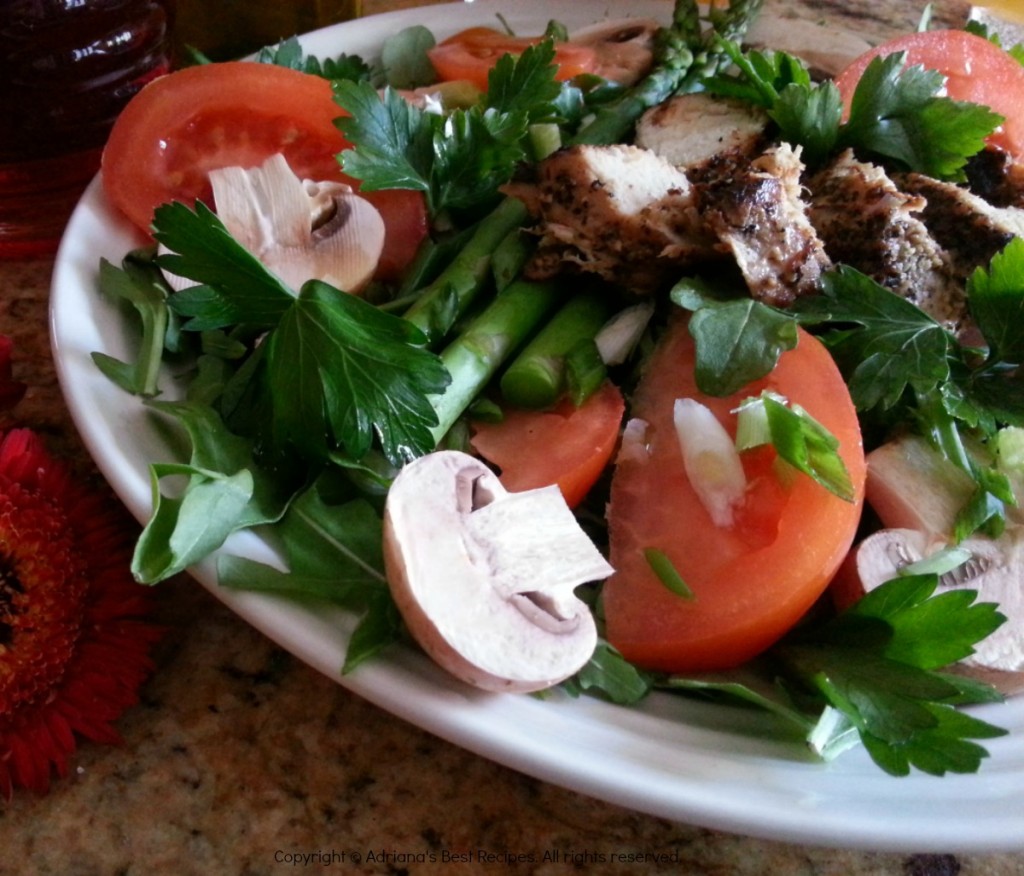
[160, 155, 386, 295]
[209, 153, 385, 294]
[382, 450, 612, 693]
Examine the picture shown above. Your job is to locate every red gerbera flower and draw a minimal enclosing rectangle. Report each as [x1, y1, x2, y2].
[0, 359, 160, 798]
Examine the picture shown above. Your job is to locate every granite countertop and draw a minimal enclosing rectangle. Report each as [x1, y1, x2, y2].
[3, 1, 1024, 874]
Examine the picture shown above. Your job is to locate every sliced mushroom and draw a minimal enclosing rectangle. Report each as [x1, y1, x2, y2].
[207, 153, 386, 294]
[161, 153, 385, 294]
[835, 526, 1024, 695]
[568, 18, 660, 85]
[382, 450, 612, 693]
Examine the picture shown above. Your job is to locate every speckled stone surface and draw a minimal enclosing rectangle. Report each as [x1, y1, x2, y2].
[4, 1, 1024, 874]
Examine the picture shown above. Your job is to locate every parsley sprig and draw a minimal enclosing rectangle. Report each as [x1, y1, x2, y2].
[707, 41, 1002, 177]
[776, 574, 1007, 776]
[333, 38, 578, 218]
[154, 200, 450, 467]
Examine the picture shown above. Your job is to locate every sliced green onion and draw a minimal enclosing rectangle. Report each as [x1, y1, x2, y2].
[644, 547, 695, 601]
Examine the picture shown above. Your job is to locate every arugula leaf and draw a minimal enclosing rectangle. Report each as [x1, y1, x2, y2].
[218, 480, 400, 673]
[132, 400, 292, 583]
[565, 641, 655, 705]
[264, 280, 450, 466]
[94, 251, 172, 397]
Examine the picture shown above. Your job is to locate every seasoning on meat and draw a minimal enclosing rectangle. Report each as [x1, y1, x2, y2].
[696, 143, 833, 307]
[503, 144, 719, 294]
[964, 147, 1024, 209]
[804, 149, 966, 331]
[895, 171, 1024, 281]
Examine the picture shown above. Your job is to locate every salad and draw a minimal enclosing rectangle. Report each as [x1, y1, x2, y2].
[86, 0, 1024, 780]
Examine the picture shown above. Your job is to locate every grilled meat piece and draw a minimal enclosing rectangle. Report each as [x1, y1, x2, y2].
[635, 93, 770, 176]
[503, 144, 719, 294]
[696, 142, 832, 307]
[964, 148, 1024, 208]
[805, 150, 966, 331]
[895, 172, 1024, 280]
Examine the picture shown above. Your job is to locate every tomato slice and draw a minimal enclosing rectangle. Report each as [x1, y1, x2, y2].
[428, 27, 598, 92]
[602, 319, 866, 674]
[833, 29, 1024, 159]
[469, 380, 625, 509]
[101, 61, 427, 281]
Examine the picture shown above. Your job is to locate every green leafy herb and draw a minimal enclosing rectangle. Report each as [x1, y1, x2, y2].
[776, 575, 1007, 776]
[94, 250, 174, 397]
[132, 400, 292, 583]
[255, 35, 375, 85]
[670, 276, 799, 396]
[669, 575, 1007, 776]
[379, 25, 437, 90]
[264, 279, 450, 465]
[792, 265, 956, 412]
[334, 39, 572, 216]
[218, 481, 399, 673]
[565, 641, 655, 705]
[707, 42, 1002, 177]
[151, 201, 451, 468]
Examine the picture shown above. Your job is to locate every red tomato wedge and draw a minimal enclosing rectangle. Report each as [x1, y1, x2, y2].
[834, 29, 1024, 159]
[602, 319, 866, 674]
[469, 380, 625, 509]
[101, 61, 427, 281]
[428, 27, 599, 92]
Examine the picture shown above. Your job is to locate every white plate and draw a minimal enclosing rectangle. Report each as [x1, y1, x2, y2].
[50, 0, 1024, 853]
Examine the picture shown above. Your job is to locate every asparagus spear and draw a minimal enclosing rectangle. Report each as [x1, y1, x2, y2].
[574, 0, 763, 145]
[499, 292, 615, 409]
[429, 278, 566, 442]
[402, 0, 764, 344]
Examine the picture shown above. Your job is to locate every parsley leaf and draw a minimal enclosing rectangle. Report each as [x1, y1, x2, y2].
[264, 280, 450, 466]
[255, 36, 375, 84]
[969, 237, 1024, 367]
[776, 574, 1007, 776]
[841, 53, 1001, 181]
[334, 39, 569, 217]
[153, 200, 451, 468]
[791, 265, 956, 411]
[155, 201, 295, 330]
[707, 41, 1001, 178]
